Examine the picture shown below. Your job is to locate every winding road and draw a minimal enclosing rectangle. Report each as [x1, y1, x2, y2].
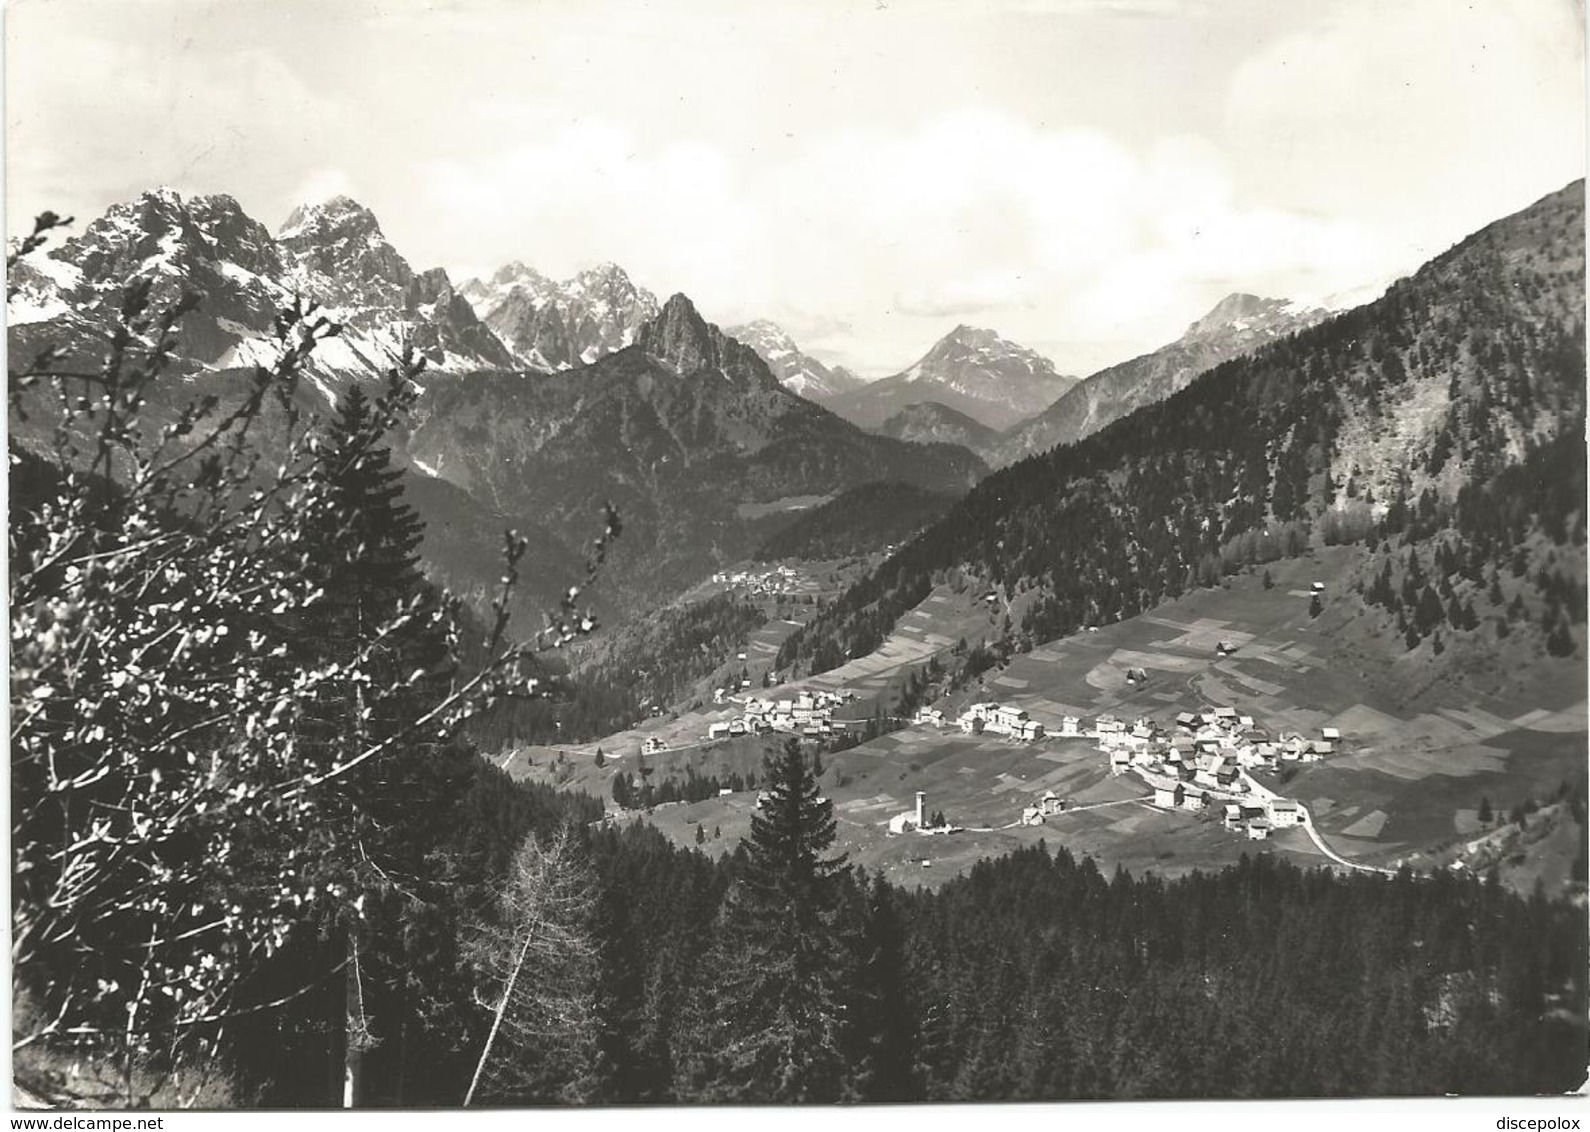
[1293, 804, 1397, 875]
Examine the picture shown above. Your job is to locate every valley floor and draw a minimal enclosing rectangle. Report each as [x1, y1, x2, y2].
[516, 550, 1587, 895]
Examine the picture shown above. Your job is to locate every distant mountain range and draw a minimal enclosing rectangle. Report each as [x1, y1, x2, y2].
[8, 190, 516, 397]
[824, 324, 1078, 431]
[845, 295, 1329, 468]
[10, 183, 1466, 632]
[6, 189, 987, 622]
[724, 319, 867, 403]
[402, 293, 987, 611]
[777, 180, 1586, 678]
[458, 261, 659, 371]
[454, 265, 878, 408]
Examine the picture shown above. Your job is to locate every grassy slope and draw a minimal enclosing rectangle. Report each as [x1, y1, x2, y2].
[586, 551, 1584, 895]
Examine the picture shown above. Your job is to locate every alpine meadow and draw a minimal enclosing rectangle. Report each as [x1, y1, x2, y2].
[7, 0, 1587, 1116]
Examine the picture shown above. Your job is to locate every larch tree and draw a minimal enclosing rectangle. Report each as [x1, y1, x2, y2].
[465, 825, 604, 1105]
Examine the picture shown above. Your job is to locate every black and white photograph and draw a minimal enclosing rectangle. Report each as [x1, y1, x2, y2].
[6, 0, 1587, 1118]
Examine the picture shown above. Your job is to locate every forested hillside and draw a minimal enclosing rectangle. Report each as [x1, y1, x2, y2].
[874, 400, 1005, 461]
[885, 843, 1585, 1099]
[990, 292, 1330, 467]
[754, 481, 958, 561]
[778, 182, 1585, 676]
[465, 592, 773, 749]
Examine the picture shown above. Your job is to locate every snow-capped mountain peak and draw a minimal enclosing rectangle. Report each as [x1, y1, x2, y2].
[7, 187, 516, 396]
[459, 259, 660, 371]
[724, 319, 866, 404]
[1181, 293, 1326, 346]
[458, 261, 556, 310]
[277, 195, 383, 242]
[573, 260, 630, 285]
[827, 325, 1077, 430]
[276, 195, 416, 311]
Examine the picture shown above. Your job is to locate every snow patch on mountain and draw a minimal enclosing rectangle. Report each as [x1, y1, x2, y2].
[460, 260, 658, 370]
[725, 319, 866, 403]
[826, 324, 1076, 430]
[6, 187, 518, 404]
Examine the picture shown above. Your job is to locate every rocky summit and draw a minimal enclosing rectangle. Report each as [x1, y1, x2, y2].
[825, 324, 1077, 430]
[8, 187, 516, 390]
[459, 259, 659, 370]
[403, 292, 987, 612]
[725, 319, 867, 404]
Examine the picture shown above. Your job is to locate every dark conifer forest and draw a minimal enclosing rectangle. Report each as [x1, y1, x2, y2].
[752, 481, 958, 562]
[213, 746, 1590, 1105]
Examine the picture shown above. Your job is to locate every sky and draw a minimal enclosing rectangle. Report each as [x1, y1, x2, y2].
[6, 0, 1585, 377]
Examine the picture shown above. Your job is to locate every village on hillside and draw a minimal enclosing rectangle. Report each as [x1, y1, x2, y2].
[704, 687, 862, 742]
[684, 659, 1340, 849]
[892, 699, 1339, 845]
[708, 563, 809, 598]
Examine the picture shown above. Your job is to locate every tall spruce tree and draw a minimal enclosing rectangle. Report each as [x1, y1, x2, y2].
[262, 376, 478, 1106]
[853, 874, 920, 1100]
[676, 740, 855, 1101]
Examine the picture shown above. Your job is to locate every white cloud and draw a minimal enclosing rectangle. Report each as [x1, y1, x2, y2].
[1225, 0, 1585, 264]
[8, 0, 1581, 377]
[424, 121, 767, 300]
[423, 104, 1414, 373]
[7, 20, 353, 234]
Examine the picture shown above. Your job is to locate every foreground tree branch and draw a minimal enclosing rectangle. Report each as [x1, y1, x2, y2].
[8, 214, 618, 1101]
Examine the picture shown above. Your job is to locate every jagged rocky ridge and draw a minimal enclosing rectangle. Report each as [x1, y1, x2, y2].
[724, 319, 867, 403]
[8, 189, 517, 395]
[459, 261, 660, 370]
[991, 293, 1332, 466]
[7, 189, 993, 624]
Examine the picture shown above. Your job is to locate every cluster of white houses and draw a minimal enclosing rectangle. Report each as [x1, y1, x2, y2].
[707, 689, 859, 741]
[1088, 708, 1339, 778]
[1019, 791, 1068, 826]
[709, 564, 804, 596]
[912, 702, 1045, 742]
[1145, 782, 1306, 840]
[912, 702, 1339, 768]
[1112, 707, 1326, 839]
[905, 697, 1334, 841]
